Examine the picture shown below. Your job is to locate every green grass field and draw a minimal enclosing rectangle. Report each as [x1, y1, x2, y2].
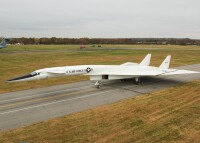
[0, 45, 200, 93]
[1, 44, 200, 51]
[1, 80, 200, 143]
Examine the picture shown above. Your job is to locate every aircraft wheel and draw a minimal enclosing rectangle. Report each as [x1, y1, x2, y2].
[95, 81, 101, 89]
[135, 77, 142, 85]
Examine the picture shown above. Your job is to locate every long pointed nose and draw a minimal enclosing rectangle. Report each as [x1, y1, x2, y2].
[7, 74, 35, 82]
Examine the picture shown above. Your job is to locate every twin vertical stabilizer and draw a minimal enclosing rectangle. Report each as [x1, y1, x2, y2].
[140, 54, 151, 66]
[122, 53, 171, 70]
[159, 55, 171, 69]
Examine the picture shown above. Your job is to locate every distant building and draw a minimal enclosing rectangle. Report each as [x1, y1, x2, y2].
[15, 43, 24, 45]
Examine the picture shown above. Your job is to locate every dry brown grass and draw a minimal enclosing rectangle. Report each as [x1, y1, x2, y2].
[0, 80, 200, 143]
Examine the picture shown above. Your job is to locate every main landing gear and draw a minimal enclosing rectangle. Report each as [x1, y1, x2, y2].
[120, 77, 143, 85]
[134, 77, 143, 85]
[95, 81, 101, 89]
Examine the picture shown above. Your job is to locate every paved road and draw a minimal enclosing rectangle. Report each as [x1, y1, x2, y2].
[0, 64, 200, 131]
[1, 47, 199, 54]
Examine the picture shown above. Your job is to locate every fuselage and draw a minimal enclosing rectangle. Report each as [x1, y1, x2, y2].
[7, 65, 161, 82]
[7, 54, 199, 83]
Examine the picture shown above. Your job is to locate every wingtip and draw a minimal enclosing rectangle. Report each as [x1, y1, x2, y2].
[191, 71, 200, 74]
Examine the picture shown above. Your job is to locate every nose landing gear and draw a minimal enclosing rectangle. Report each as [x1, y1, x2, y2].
[95, 81, 101, 89]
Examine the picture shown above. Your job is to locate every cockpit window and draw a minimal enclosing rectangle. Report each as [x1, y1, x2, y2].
[30, 72, 37, 76]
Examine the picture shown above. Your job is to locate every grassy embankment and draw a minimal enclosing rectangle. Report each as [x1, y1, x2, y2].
[0, 45, 200, 93]
[0, 80, 200, 142]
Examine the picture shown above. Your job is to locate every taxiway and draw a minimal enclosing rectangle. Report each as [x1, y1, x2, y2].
[0, 64, 200, 131]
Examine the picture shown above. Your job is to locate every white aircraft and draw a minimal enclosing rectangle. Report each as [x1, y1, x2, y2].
[7, 54, 199, 88]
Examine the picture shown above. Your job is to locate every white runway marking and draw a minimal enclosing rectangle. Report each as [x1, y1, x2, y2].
[0, 89, 117, 116]
[0, 85, 93, 104]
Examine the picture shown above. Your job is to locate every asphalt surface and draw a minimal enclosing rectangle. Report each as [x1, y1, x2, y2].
[0, 64, 200, 131]
[1, 47, 199, 54]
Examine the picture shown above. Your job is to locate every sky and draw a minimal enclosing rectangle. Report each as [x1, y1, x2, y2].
[0, 0, 200, 38]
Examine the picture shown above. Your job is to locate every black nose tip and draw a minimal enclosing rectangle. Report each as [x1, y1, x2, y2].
[7, 79, 15, 82]
[7, 74, 34, 82]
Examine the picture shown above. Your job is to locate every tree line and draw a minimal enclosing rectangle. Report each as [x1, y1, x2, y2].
[7, 37, 200, 45]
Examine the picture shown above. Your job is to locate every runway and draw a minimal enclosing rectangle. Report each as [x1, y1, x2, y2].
[0, 64, 200, 131]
